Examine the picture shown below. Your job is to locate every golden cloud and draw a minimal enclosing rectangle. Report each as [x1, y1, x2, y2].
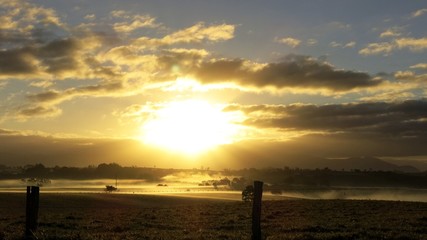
[113, 15, 158, 33]
[394, 71, 415, 80]
[410, 63, 427, 69]
[411, 8, 427, 18]
[395, 37, 427, 51]
[133, 22, 235, 48]
[276, 37, 301, 48]
[359, 42, 395, 56]
[360, 37, 427, 56]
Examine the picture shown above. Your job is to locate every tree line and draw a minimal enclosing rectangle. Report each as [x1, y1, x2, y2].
[1, 163, 427, 189]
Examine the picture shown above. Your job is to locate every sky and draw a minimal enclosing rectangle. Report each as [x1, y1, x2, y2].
[0, 0, 427, 168]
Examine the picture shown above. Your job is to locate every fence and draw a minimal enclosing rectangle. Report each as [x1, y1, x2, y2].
[18, 181, 264, 239]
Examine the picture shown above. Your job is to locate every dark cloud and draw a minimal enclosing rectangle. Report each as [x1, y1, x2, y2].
[28, 90, 61, 102]
[20, 82, 124, 118]
[226, 99, 427, 137]
[38, 38, 79, 58]
[0, 36, 119, 80]
[191, 55, 381, 92]
[193, 59, 244, 83]
[0, 131, 426, 169]
[0, 48, 38, 75]
[83, 57, 120, 78]
[0, 30, 33, 46]
[37, 38, 81, 74]
[27, 82, 124, 104]
[18, 105, 61, 117]
[0, 38, 80, 77]
[154, 49, 207, 81]
[154, 53, 381, 92]
[76, 82, 124, 93]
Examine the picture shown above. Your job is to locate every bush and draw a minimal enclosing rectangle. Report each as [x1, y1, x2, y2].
[242, 185, 254, 202]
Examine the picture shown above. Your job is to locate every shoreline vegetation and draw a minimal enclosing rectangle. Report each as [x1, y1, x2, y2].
[1, 163, 427, 189]
[0, 192, 426, 240]
[2, 163, 427, 203]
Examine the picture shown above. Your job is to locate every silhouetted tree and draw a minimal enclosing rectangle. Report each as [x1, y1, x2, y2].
[231, 177, 247, 190]
[242, 185, 254, 202]
[24, 164, 49, 178]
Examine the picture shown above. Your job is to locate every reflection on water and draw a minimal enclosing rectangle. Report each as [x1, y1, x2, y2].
[1, 179, 427, 202]
[0, 179, 209, 192]
[281, 188, 427, 202]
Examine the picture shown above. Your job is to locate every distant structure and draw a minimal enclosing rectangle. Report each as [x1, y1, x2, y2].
[105, 185, 117, 192]
[105, 177, 118, 192]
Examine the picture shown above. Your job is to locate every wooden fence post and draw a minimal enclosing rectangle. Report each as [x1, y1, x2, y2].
[26, 186, 40, 238]
[252, 181, 263, 240]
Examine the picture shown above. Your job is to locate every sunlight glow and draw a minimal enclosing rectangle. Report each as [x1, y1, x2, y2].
[139, 100, 243, 155]
[162, 77, 239, 92]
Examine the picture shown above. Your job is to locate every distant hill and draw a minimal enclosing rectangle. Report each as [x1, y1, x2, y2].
[382, 159, 427, 172]
[278, 156, 420, 173]
[325, 157, 420, 172]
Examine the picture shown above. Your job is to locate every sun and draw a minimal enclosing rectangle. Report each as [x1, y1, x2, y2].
[139, 100, 243, 155]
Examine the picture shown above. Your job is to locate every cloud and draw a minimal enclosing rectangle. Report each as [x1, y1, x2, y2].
[0, 6, 236, 119]
[110, 10, 128, 18]
[5, 39, 382, 118]
[0, 1, 401, 123]
[357, 79, 423, 102]
[394, 72, 427, 84]
[410, 63, 427, 69]
[0, 0, 62, 33]
[330, 41, 356, 48]
[113, 102, 166, 126]
[395, 37, 427, 51]
[113, 15, 158, 33]
[189, 55, 381, 93]
[15, 82, 125, 119]
[0, 36, 116, 80]
[134, 22, 235, 48]
[394, 71, 415, 80]
[0, 128, 17, 136]
[359, 91, 416, 102]
[18, 105, 62, 119]
[225, 100, 427, 140]
[156, 48, 209, 68]
[327, 21, 351, 30]
[360, 37, 427, 56]
[0, 8, 19, 30]
[379, 26, 404, 38]
[0, 4, 146, 84]
[0, 131, 212, 168]
[344, 41, 356, 48]
[0, 81, 7, 89]
[0, 48, 40, 75]
[359, 42, 395, 56]
[28, 82, 125, 104]
[276, 37, 301, 48]
[0, 128, 426, 168]
[84, 14, 96, 21]
[29, 80, 53, 88]
[306, 38, 318, 46]
[411, 8, 427, 18]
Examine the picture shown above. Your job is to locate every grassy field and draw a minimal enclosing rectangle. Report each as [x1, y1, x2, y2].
[0, 193, 426, 240]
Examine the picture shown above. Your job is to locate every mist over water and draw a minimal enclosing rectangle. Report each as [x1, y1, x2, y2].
[1, 179, 427, 202]
[282, 188, 427, 202]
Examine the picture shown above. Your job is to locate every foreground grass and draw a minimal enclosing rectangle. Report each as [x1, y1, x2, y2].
[0, 193, 426, 239]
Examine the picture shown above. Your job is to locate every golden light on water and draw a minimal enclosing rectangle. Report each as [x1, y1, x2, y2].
[139, 100, 244, 155]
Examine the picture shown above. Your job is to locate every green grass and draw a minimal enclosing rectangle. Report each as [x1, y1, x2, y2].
[0, 193, 426, 239]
